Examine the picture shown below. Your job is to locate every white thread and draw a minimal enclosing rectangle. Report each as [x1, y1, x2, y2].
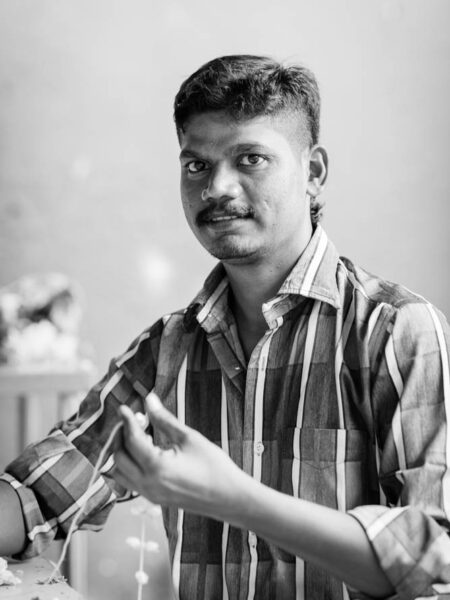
[136, 518, 147, 600]
[45, 421, 123, 583]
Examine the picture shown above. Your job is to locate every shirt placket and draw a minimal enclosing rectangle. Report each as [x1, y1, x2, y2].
[240, 305, 285, 600]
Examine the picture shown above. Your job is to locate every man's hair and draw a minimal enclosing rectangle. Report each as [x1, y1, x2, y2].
[174, 54, 320, 146]
[174, 55, 324, 224]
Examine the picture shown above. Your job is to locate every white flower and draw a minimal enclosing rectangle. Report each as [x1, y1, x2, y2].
[135, 570, 149, 585]
[144, 541, 159, 553]
[125, 537, 159, 553]
[125, 536, 141, 549]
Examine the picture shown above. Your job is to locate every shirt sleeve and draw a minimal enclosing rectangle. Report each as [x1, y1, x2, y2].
[348, 301, 450, 599]
[0, 327, 159, 559]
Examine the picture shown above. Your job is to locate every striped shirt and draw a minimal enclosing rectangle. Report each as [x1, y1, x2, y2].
[3, 225, 450, 599]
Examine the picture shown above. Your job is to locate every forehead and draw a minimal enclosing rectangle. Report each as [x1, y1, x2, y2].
[179, 110, 306, 156]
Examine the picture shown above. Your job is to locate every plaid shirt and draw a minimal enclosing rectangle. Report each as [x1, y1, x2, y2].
[3, 225, 450, 600]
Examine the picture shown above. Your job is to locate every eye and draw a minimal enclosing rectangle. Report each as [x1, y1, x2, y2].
[239, 154, 267, 167]
[185, 160, 208, 174]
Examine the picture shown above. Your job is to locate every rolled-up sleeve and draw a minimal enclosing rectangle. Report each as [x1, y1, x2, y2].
[349, 505, 450, 599]
[0, 325, 159, 559]
[349, 301, 450, 599]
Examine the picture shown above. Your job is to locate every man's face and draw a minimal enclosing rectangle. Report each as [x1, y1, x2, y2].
[179, 110, 313, 266]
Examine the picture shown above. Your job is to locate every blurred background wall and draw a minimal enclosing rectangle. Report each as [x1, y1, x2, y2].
[0, 0, 449, 598]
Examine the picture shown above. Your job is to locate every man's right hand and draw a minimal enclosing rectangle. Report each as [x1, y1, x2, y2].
[113, 393, 249, 520]
[0, 480, 26, 556]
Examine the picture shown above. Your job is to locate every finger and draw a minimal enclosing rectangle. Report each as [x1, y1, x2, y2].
[119, 405, 155, 449]
[113, 464, 141, 495]
[119, 405, 159, 467]
[114, 444, 143, 480]
[145, 392, 187, 445]
[119, 405, 147, 439]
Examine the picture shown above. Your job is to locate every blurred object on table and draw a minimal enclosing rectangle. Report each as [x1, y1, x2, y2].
[0, 556, 83, 599]
[0, 273, 91, 366]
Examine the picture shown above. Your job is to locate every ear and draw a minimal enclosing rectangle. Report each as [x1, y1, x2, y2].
[306, 145, 328, 197]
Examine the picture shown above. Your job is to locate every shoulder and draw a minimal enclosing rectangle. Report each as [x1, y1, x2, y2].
[338, 255, 428, 310]
[113, 306, 194, 386]
[337, 255, 449, 356]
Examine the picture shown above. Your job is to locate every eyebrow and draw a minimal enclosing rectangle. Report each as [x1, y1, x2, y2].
[233, 143, 273, 154]
[179, 143, 273, 161]
[179, 149, 202, 160]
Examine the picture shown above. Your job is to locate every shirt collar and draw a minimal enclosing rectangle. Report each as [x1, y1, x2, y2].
[278, 225, 341, 308]
[183, 225, 341, 332]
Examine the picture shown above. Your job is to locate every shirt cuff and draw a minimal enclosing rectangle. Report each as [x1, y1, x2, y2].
[348, 505, 450, 599]
[0, 472, 55, 559]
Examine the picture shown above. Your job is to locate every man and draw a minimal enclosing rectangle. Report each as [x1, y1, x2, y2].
[1, 55, 449, 599]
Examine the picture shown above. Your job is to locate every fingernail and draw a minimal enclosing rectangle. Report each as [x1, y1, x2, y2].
[146, 391, 162, 411]
[119, 405, 130, 417]
[119, 405, 135, 422]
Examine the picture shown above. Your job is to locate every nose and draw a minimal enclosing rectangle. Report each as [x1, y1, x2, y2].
[202, 164, 240, 202]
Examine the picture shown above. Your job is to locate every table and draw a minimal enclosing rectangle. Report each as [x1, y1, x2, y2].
[0, 557, 83, 599]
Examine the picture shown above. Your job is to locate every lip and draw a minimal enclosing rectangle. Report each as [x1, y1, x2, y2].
[201, 214, 251, 232]
[197, 207, 254, 226]
[207, 215, 241, 222]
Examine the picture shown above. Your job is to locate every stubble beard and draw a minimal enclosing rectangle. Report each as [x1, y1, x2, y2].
[201, 234, 263, 263]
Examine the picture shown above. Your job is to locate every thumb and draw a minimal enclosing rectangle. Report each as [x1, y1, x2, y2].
[145, 392, 187, 446]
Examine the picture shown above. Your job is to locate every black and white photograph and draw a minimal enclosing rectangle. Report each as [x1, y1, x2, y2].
[0, 1, 449, 599]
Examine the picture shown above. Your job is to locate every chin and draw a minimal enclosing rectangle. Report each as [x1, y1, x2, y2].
[206, 243, 260, 263]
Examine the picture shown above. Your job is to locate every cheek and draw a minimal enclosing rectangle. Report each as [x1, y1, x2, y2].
[181, 177, 203, 202]
[180, 199, 203, 236]
[253, 172, 297, 210]
[180, 181, 198, 212]
[181, 197, 195, 226]
[277, 169, 308, 209]
[261, 175, 307, 226]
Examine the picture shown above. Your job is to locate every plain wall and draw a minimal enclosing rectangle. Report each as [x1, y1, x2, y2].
[1, 1, 449, 598]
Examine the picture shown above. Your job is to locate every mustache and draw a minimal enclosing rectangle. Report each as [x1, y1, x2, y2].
[196, 205, 254, 225]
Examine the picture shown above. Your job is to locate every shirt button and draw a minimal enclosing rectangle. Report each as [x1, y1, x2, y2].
[254, 441, 264, 456]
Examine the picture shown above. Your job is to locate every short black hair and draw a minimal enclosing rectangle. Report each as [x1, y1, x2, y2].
[174, 54, 321, 148]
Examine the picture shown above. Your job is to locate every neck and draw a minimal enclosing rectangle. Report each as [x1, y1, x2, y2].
[225, 232, 313, 320]
[223, 229, 313, 357]
[226, 261, 288, 326]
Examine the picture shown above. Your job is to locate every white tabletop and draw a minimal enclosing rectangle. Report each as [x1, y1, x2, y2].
[0, 557, 83, 599]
